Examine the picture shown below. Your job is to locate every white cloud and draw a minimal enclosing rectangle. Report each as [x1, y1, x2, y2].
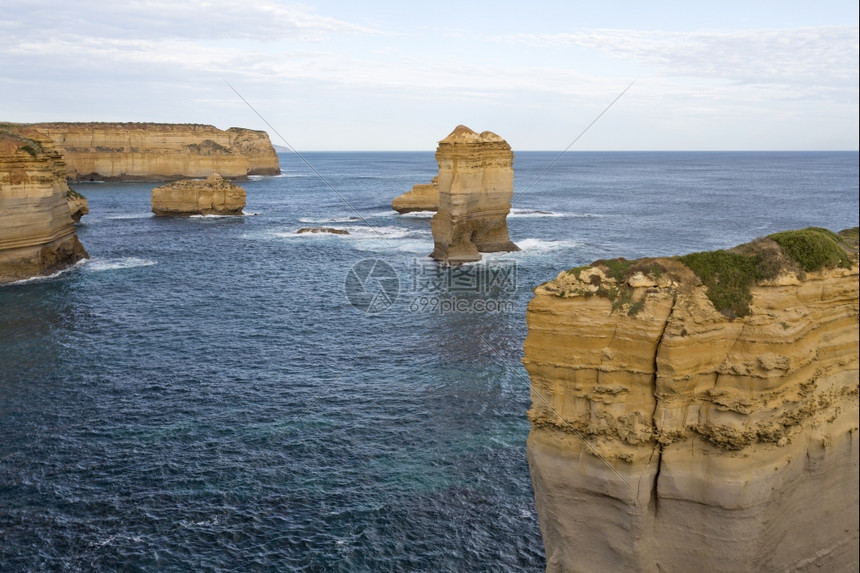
[0, 0, 380, 43]
[505, 27, 859, 90]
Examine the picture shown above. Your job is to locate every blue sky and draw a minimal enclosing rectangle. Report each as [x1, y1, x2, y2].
[1, 0, 857, 150]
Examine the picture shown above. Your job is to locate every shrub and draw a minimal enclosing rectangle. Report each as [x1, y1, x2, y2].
[678, 250, 758, 318]
[768, 227, 852, 272]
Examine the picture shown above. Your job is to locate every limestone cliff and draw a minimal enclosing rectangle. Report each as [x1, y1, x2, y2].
[392, 176, 439, 214]
[151, 174, 246, 216]
[524, 228, 859, 572]
[5, 122, 280, 181]
[430, 126, 519, 263]
[0, 129, 88, 283]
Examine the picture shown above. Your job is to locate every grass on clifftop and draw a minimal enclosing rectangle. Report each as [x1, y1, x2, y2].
[678, 250, 764, 319]
[680, 227, 854, 319]
[769, 227, 853, 271]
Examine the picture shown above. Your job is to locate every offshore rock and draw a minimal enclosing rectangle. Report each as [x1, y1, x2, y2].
[151, 174, 246, 217]
[430, 126, 519, 263]
[392, 176, 439, 214]
[6, 122, 280, 181]
[524, 230, 859, 572]
[0, 129, 88, 283]
[296, 227, 349, 235]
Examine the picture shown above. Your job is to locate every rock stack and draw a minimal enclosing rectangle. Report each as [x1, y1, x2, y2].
[151, 174, 246, 217]
[392, 176, 439, 214]
[430, 125, 519, 263]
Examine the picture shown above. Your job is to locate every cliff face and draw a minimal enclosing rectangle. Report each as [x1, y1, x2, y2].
[524, 230, 859, 572]
[430, 125, 519, 263]
[0, 129, 88, 283]
[392, 176, 439, 214]
[151, 174, 246, 216]
[10, 122, 280, 181]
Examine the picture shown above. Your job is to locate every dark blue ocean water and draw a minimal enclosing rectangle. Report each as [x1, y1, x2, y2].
[1, 151, 857, 572]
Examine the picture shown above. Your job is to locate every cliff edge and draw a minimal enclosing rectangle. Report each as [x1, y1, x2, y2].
[524, 228, 859, 572]
[2, 122, 280, 181]
[0, 129, 88, 283]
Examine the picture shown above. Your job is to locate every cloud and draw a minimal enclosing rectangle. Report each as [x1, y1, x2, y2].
[505, 27, 859, 89]
[0, 0, 380, 43]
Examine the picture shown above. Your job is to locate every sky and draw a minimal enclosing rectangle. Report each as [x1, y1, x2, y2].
[1, 0, 858, 151]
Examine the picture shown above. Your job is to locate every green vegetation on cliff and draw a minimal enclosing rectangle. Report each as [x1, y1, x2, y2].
[559, 227, 856, 320]
[681, 227, 855, 319]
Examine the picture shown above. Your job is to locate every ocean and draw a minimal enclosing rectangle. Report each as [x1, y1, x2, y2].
[1, 151, 858, 571]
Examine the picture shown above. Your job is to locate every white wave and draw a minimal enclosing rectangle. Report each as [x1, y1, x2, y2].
[395, 210, 435, 219]
[508, 208, 598, 218]
[514, 238, 580, 252]
[105, 213, 154, 220]
[3, 259, 88, 286]
[188, 213, 246, 219]
[86, 257, 157, 272]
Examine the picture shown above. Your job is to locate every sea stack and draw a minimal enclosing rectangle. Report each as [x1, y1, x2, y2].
[523, 228, 859, 572]
[8, 122, 280, 181]
[430, 125, 519, 263]
[392, 176, 439, 214]
[151, 174, 246, 217]
[0, 129, 88, 283]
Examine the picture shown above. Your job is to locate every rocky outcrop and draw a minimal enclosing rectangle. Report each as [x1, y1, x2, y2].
[151, 174, 246, 216]
[6, 122, 280, 181]
[430, 126, 519, 263]
[392, 176, 439, 214]
[296, 227, 349, 235]
[0, 129, 88, 283]
[66, 188, 89, 222]
[524, 228, 859, 572]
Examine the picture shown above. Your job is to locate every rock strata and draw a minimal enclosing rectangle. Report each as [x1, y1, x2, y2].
[6, 122, 280, 181]
[392, 176, 439, 214]
[151, 174, 246, 216]
[430, 126, 519, 263]
[524, 229, 859, 572]
[0, 129, 88, 283]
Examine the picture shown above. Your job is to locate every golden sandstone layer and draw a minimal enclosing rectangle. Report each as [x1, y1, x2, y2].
[392, 175, 439, 213]
[430, 125, 518, 263]
[0, 129, 88, 283]
[151, 174, 246, 217]
[8, 122, 280, 181]
[524, 229, 859, 572]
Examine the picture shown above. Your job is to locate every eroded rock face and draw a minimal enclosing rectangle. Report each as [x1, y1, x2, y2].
[524, 238, 859, 572]
[430, 126, 518, 263]
[151, 174, 246, 216]
[392, 176, 439, 214]
[0, 129, 88, 283]
[66, 189, 89, 222]
[11, 122, 280, 181]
